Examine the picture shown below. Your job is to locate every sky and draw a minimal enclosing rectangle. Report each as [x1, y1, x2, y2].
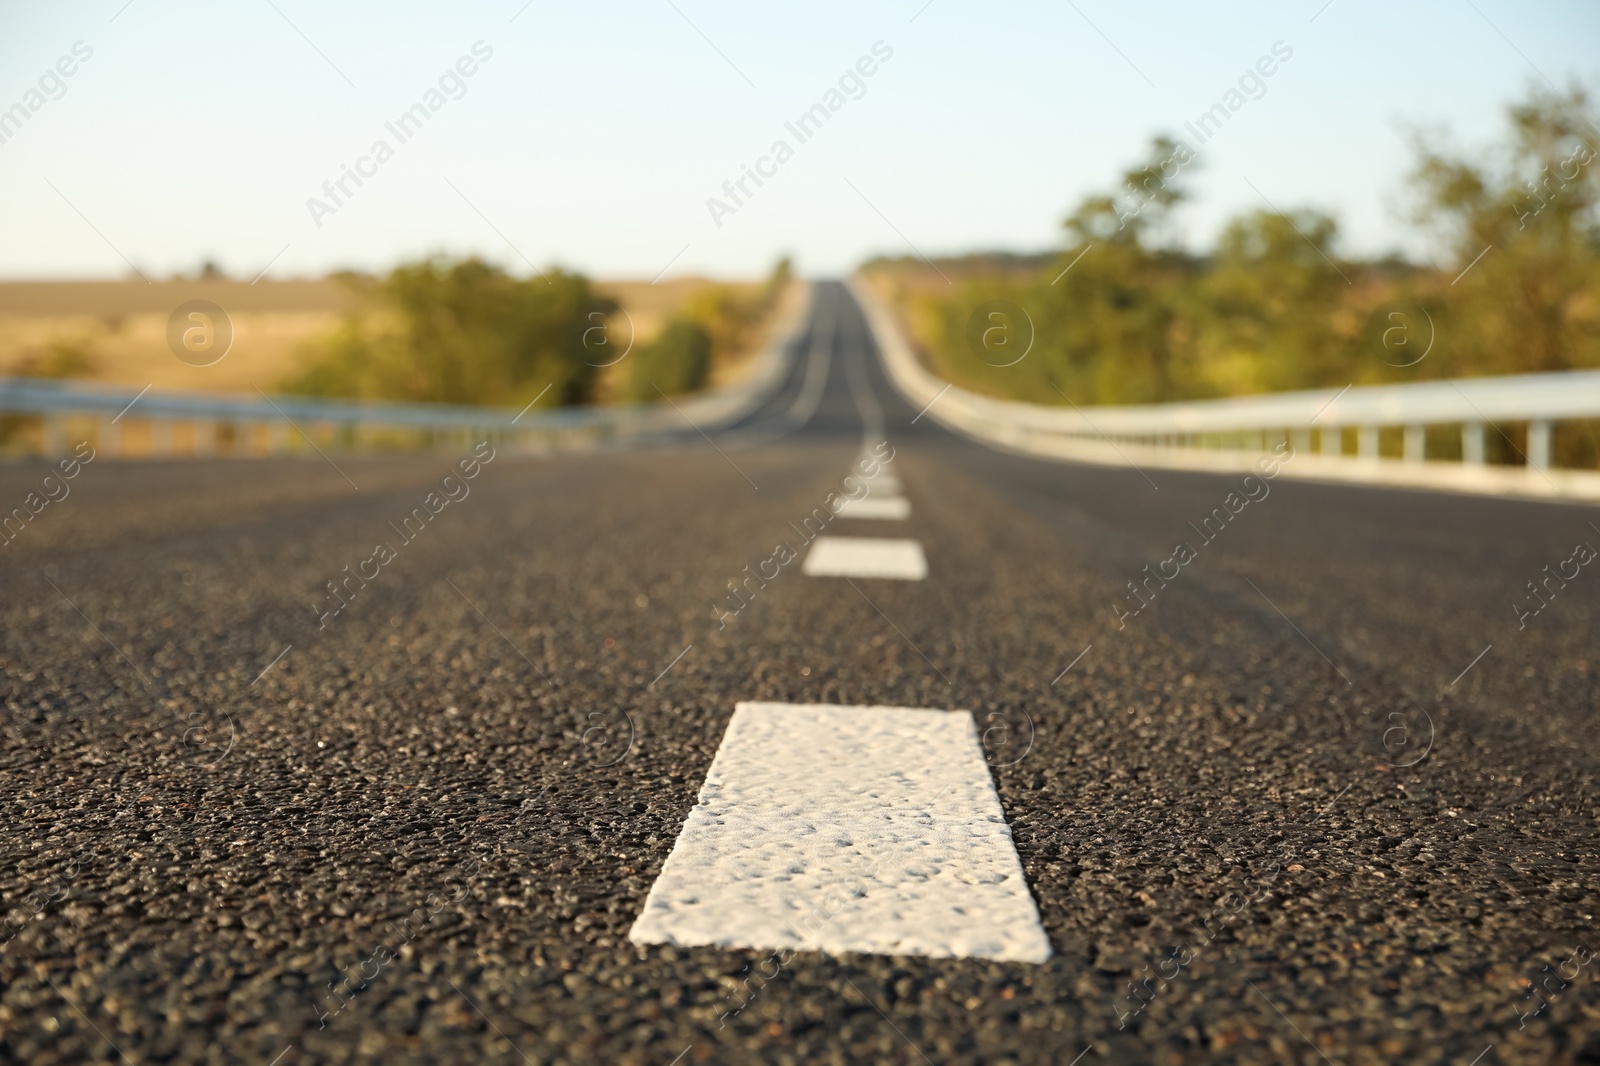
[1, 0, 1596, 282]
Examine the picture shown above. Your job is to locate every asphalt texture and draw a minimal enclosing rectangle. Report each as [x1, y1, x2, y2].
[1, 280, 1598, 1065]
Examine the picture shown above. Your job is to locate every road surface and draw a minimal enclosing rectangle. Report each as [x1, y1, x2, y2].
[1, 282, 1596, 1064]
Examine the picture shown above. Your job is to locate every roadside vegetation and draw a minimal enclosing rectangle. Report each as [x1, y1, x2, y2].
[864, 85, 1600, 410]
[284, 260, 603, 409]
[284, 257, 792, 411]
[627, 258, 791, 401]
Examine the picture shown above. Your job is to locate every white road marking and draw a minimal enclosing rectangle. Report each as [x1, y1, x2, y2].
[836, 496, 911, 520]
[629, 702, 1052, 963]
[802, 536, 927, 580]
[867, 475, 903, 494]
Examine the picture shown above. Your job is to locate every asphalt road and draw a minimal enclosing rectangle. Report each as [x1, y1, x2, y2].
[2, 281, 1598, 1065]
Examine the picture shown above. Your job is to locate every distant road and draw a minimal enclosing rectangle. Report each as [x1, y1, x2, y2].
[1, 282, 1595, 1065]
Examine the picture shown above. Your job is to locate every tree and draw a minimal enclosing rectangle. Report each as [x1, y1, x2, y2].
[284, 257, 604, 408]
[1407, 84, 1600, 375]
[628, 319, 711, 401]
[1200, 209, 1352, 393]
[1045, 136, 1202, 403]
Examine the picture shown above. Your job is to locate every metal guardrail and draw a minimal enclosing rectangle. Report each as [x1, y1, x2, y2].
[0, 284, 812, 460]
[850, 277, 1600, 501]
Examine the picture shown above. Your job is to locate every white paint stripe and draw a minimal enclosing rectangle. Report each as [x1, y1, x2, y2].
[865, 475, 902, 494]
[629, 702, 1052, 963]
[802, 536, 926, 580]
[835, 496, 911, 520]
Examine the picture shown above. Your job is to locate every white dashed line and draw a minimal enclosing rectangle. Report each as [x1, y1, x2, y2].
[802, 536, 927, 580]
[628, 702, 1052, 963]
[836, 496, 911, 520]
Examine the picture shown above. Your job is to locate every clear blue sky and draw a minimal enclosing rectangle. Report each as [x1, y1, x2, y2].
[1, 0, 1595, 281]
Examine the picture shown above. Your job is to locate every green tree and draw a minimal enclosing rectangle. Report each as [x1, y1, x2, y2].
[1198, 209, 1353, 393]
[1407, 84, 1600, 375]
[628, 319, 711, 401]
[1050, 137, 1204, 403]
[284, 257, 604, 408]
[876, 85, 1600, 414]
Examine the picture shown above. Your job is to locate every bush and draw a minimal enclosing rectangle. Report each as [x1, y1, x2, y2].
[626, 256, 791, 402]
[680, 257, 794, 371]
[628, 318, 711, 401]
[283, 257, 607, 409]
[13, 336, 99, 379]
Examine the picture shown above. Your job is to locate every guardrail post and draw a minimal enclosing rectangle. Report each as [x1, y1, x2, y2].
[152, 418, 174, 457]
[99, 417, 120, 459]
[44, 414, 67, 457]
[1463, 423, 1486, 465]
[1358, 426, 1379, 461]
[1403, 425, 1425, 463]
[267, 421, 290, 456]
[1317, 426, 1337, 457]
[194, 418, 217, 457]
[1291, 428, 1310, 457]
[1528, 420, 1552, 470]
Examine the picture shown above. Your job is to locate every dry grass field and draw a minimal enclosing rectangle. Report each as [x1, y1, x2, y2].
[0, 276, 762, 399]
[0, 280, 354, 395]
